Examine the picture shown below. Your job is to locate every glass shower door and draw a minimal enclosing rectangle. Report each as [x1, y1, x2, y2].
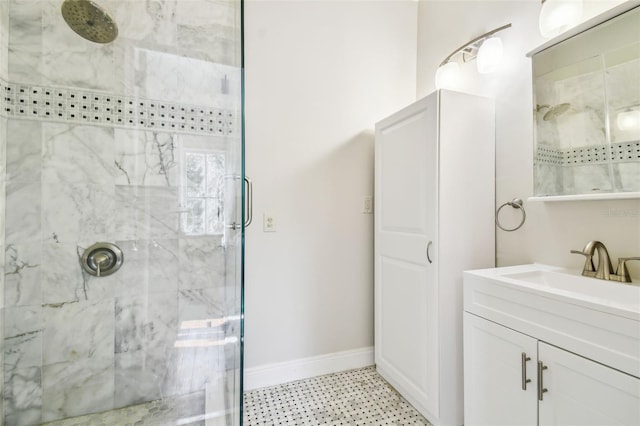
[0, 0, 244, 424]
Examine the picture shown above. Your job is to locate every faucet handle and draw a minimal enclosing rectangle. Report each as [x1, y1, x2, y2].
[571, 249, 596, 274]
[615, 257, 640, 283]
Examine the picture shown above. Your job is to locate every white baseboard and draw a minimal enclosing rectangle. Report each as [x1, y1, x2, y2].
[243, 346, 374, 391]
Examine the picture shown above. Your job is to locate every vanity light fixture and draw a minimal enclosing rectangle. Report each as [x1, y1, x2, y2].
[539, 0, 583, 38]
[435, 23, 512, 89]
[476, 37, 504, 74]
[434, 62, 461, 90]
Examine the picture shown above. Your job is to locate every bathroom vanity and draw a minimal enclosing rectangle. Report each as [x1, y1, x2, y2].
[463, 264, 640, 425]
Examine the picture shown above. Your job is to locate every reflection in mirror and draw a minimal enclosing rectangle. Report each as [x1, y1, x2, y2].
[532, 6, 640, 197]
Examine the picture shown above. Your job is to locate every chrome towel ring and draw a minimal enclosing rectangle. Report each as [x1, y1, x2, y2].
[496, 198, 526, 232]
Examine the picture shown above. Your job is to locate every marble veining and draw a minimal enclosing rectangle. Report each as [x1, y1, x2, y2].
[2, 0, 241, 423]
[42, 123, 115, 185]
[3, 366, 42, 426]
[40, 242, 115, 305]
[113, 239, 179, 297]
[42, 392, 206, 426]
[42, 183, 116, 245]
[115, 291, 178, 355]
[4, 180, 41, 246]
[4, 305, 42, 371]
[4, 242, 42, 307]
[114, 185, 180, 241]
[5, 117, 41, 184]
[42, 299, 115, 365]
[42, 357, 115, 422]
[114, 129, 178, 187]
[114, 345, 181, 407]
[1, 0, 8, 80]
[178, 237, 226, 291]
[6, 0, 43, 86]
[39, 300, 116, 422]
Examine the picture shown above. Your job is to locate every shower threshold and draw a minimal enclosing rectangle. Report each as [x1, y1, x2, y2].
[41, 391, 210, 426]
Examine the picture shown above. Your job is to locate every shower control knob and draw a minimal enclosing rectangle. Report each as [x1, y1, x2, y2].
[81, 242, 124, 277]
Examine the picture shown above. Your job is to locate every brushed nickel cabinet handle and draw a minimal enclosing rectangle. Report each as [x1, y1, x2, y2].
[426, 241, 433, 264]
[521, 352, 532, 390]
[538, 361, 548, 400]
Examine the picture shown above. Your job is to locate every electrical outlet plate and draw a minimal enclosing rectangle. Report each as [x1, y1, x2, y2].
[363, 196, 373, 214]
[263, 213, 276, 232]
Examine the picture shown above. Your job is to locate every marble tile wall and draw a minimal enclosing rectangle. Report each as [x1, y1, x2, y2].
[534, 141, 640, 195]
[0, 116, 6, 426]
[2, 0, 242, 424]
[8, 0, 240, 97]
[0, 1, 7, 81]
[534, 53, 640, 196]
[4, 119, 237, 424]
[1, 1, 9, 422]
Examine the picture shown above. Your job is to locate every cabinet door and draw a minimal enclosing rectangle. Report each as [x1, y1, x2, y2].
[375, 94, 439, 418]
[464, 313, 538, 426]
[538, 342, 640, 426]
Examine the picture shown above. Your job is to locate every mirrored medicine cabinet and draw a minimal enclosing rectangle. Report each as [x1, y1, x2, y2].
[529, 4, 640, 201]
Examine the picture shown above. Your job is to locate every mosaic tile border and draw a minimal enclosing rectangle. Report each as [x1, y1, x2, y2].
[535, 144, 564, 165]
[611, 141, 640, 162]
[536, 141, 640, 166]
[565, 144, 611, 165]
[0, 78, 238, 136]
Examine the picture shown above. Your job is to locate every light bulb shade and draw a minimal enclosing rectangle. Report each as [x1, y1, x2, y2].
[435, 61, 460, 90]
[539, 0, 583, 38]
[476, 37, 503, 74]
[617, 110, 640, 131]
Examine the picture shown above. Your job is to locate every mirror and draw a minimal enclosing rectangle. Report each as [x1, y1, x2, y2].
[531, 6, 640, 198]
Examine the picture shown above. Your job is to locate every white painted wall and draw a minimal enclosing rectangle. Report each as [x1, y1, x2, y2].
[244, 0, 640, 380]
[244, 1, 418, 370]
[417, 0, 640, 276]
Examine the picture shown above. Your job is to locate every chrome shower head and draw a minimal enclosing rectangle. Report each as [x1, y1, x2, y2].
[61, 0, 118, 44]
[542, 103, 571, 121]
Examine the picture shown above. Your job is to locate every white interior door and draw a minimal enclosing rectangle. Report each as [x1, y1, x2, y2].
[375, 94, 439, 418]
[538, 342, 640, 426]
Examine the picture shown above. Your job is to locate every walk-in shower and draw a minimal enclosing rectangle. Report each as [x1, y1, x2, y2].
[0, 0, 244, 424]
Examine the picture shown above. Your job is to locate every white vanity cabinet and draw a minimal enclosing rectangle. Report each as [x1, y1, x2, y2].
[464, 313, 640, 426]
[463, 314, 537, 426]
[463, 267, 640, 426]
[538, 341, 640, 426]
[374, 90, 495, 426]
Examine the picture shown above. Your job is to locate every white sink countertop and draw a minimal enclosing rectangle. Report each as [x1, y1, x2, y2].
[464, 263, 640, 378]
[466, 263, 640, 319]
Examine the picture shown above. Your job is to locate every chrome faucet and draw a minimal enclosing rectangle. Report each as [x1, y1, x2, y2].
[571, 241, 640, 283]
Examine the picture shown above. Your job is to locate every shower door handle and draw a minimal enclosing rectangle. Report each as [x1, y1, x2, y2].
[226, 174, 252, 230]
[244, 176, 253, 228]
